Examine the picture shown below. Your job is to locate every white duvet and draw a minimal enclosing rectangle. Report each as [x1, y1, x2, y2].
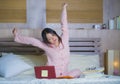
[0, 53, 120, 84]
[0, 74, 120, 84]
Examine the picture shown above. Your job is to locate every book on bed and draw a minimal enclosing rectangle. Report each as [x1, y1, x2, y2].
[34, 66, 56, 79]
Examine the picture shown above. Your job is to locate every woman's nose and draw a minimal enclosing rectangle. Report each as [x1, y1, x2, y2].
[52, 37, 55, 40]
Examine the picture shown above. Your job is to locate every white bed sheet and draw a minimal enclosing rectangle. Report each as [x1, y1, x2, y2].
[0, 74, 120, 84]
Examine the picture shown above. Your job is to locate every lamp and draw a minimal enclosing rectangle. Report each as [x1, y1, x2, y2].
[106, 50, 120, 76]
[113, 50, 120, 75]
[113, 61, 119, 75]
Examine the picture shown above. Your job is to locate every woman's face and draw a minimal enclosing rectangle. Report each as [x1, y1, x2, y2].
[46, 33, 59, 45]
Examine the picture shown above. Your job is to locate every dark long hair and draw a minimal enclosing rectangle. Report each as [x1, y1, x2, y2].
[41, 28, 62, 44]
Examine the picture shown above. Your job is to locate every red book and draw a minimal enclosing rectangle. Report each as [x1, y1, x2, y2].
[34, 66, 56, 79]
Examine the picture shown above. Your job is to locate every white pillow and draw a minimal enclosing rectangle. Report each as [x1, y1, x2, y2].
[17, 54, 47, 66]
[69, 54, 100, 71]
[16, 54, 47, 75]
[0, 53, 32, 78]
[15, 54, 35, 66]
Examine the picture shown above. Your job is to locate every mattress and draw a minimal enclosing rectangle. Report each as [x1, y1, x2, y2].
[0, 74, 120, 84]
[0, 53, 120, 84]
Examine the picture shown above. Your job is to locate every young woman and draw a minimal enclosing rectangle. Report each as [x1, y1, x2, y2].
[13, 3, 81, 78]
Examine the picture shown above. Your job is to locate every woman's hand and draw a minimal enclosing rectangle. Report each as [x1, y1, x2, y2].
[63, 3, 68, 8]
[12, 27, 17, 37]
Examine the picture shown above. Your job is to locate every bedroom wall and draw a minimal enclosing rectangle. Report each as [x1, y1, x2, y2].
[0, 0, 120, 53]
[0, 0, 120, 29]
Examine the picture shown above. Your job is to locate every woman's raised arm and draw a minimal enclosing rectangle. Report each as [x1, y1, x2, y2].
[61, 3, 68, 31]
[61, 3, 69, 41]
[12, 28, 45, 49]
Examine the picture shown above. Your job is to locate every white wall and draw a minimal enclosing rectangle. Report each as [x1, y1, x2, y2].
[27, 0, 46, 29]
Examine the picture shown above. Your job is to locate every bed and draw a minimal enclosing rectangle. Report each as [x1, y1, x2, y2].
[0, 38, 120, 84]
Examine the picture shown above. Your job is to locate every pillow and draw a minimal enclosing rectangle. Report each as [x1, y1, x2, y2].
[16, 55, 35, 66]
[20, 68, 35, 75]
[2, 53, 47, 67]
[68, 54, 100, 71]
[17, 54, 47, 66]
[1, 53, 35, 67]
[0, 53, 32, 78]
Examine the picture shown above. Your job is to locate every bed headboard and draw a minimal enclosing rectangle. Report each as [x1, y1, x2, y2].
[69, 38, 103, 66]
[0, 38, 44, 55]
[69, 38, 101, 55]
[0, 38, 101, 55]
